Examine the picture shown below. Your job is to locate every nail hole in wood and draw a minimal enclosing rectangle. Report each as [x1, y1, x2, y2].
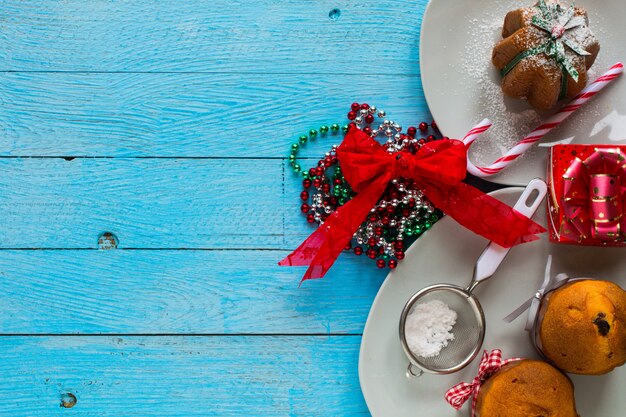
[98, 232, 119, 250]
[60, 392, 77, 408]
[328, 8, 341, 20]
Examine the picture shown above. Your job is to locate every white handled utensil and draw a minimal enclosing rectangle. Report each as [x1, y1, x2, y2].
[399, 178, 548, 377]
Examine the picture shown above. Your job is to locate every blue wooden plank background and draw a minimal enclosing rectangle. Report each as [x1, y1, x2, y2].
[0, 0, 431, 414]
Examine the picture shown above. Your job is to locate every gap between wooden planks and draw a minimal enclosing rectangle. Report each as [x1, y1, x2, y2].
[0, 335, 369, 416]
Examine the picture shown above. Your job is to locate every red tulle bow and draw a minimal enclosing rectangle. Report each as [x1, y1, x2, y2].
[279, 127, 546, 283]
[444, 349, 521, 417]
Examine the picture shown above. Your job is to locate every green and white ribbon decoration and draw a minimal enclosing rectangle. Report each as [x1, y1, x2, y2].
[500, 0, 591, 99]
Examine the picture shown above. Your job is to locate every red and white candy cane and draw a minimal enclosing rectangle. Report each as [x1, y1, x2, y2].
[462, 62, 624, 177]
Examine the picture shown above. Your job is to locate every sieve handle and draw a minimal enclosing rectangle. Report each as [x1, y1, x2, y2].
[472, 178, 547, 286]
[406, 363, 424, 378]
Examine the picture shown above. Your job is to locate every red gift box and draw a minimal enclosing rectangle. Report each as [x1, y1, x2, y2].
[548, 144, 626, 245]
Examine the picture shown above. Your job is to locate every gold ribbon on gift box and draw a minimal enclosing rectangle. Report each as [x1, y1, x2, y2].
[560, 148, 626, 242]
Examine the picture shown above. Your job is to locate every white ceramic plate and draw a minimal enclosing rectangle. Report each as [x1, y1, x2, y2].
[359, 188, 626, 417]
[420, 0, 626, 186]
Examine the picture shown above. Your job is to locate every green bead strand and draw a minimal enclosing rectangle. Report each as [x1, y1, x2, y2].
[287, 122, 345, 176]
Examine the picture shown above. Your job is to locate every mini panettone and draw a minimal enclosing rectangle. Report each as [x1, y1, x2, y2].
[538, 280, 626, 375]
[492, 0, 600, 109]
[475, 360, 579, 417]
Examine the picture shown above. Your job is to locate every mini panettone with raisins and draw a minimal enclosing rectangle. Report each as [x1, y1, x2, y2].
[538, 280, 626, 375]
[475, 360, 579, 417]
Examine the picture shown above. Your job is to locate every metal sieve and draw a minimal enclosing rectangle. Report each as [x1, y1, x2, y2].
[399, 178, 548, 377]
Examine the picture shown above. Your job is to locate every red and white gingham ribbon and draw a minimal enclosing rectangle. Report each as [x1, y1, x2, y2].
[462, 62, 624, 177]
[444, 349, 522, 417]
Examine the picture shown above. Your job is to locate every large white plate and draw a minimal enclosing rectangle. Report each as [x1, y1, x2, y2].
[359, 188, 625, 417]
[420, 0, 626, 186]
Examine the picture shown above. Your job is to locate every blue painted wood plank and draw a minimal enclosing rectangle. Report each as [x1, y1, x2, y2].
[0, 1, 437, 414]
[0, 157, 407, 250]
[0, 249, 386, 334]
[0, 158, 287, 248]
[1, 0, 425, 74]
[0, 72, 430, 157]
[0, 336, 367, 416]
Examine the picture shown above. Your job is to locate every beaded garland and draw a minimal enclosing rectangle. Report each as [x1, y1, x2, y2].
[288, 102, 445, 270]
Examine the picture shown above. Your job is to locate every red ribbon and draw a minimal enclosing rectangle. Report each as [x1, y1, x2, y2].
[279, 127, 546, 283]
[444, 349, 521, 417]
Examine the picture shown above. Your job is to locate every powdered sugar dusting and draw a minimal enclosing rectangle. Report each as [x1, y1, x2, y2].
[557, 6, 610, 140]
[460, 1, 605, 167]
[405, 299, 457, 358]
[462, 6, 542, 166]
